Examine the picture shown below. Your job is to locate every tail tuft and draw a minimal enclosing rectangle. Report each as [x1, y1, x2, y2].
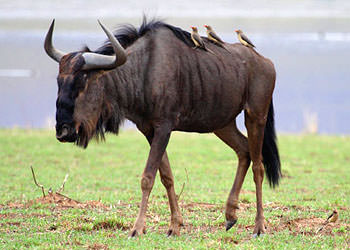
[262, 99, 281, 188]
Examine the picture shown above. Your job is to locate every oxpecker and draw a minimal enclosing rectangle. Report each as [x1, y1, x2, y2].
[190, 26, 214, 54]
[204, 25, 224, 44]
[235, 29, 255, 48]
[326, 209, 338, 223]
[205, 25, 230, 52]
[316, 209, 339, 234]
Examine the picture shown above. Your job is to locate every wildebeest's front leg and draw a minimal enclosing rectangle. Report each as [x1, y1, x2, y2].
[129, 123, 172, 237]
[159, 153, 184, 236]
[136, 124, 183, 236]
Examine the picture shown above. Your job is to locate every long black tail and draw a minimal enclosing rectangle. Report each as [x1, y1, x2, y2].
[262, 98, 281, 188]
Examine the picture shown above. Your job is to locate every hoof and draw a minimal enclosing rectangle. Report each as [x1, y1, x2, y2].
[128, 230, 138, 238]
[166, 225, 181, 237]
[225, 219, 237, 231]
[252, 232, 265, 238]
[128, 227, 146, 238]
[253, 222, 266, 237]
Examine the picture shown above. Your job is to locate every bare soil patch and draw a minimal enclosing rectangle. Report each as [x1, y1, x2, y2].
[272, 217, 350, 236]
[87, 243, 109, 250]
[3, 193, 108, 210]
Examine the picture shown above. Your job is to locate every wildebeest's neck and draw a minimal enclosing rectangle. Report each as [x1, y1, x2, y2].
[99, 43, 150, 126]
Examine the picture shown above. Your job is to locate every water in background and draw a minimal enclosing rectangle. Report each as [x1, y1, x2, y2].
[1, 0, 350, 20]
[0, 0, 349, 134]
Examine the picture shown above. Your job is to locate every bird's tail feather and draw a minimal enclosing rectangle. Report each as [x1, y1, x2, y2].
[204, 46, 216, 55]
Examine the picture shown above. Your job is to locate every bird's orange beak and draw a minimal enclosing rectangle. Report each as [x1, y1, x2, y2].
[204, 25, 208, 28]
[235, 30, 239, 33]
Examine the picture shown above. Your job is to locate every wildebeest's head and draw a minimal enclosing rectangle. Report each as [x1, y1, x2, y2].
[44, 20, 127, 148]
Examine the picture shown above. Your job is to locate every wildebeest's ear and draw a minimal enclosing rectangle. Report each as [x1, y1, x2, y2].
[81, 45, 91, 53]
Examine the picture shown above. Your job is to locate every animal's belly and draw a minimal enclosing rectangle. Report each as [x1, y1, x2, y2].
[174, 108, 242, 133]
[175, 123, 226, 133]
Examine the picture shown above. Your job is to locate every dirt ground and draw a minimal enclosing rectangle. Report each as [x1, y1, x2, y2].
[1, 193, 349, 246]
[4, 193, 108, 209]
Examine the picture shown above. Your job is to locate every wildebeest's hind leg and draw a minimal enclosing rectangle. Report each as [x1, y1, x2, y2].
[244, 109, 268, 236]
[129, 123, 172, 237]
[214, 120, 250, 231]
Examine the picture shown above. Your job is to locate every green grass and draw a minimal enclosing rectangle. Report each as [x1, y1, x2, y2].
[0, 129, 349, 249]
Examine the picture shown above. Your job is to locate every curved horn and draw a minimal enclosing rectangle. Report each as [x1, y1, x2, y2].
[82, 20, 127, 70]
[44, 19, 66, 63]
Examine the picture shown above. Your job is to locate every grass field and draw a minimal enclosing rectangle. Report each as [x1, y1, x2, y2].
[0, 129, 349, 249]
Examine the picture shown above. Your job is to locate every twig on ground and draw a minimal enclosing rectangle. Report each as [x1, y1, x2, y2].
[57, 174, 69, 193]
[30, 166, 45, 197]
[54, 192, 81, 203]
[213, 213, 223, 222]
[177, 168, 189, 201]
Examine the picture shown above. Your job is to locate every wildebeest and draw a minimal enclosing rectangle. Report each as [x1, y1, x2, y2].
[44, 18, 281, 237]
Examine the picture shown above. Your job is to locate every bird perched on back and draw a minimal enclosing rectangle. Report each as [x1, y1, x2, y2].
[204, 25, 230, 52]
[235, 29, 255, 48]
[204, 25, 224, 44]
[190, 26, 215, 54]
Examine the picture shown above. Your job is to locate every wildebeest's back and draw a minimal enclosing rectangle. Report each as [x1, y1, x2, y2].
[145, 28, 272, 132]
[226, 43, 276, 116]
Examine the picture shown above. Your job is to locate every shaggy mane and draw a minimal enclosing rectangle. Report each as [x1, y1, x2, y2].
[93, 16, 194, 55]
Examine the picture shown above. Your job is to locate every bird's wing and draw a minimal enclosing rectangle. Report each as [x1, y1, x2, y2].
[241, 33, 255, 47]
[193, 34, 205, 47]
[209, 31, 224, 43]
[326, 213, 334, 221]
[191, 33, 199, 47]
